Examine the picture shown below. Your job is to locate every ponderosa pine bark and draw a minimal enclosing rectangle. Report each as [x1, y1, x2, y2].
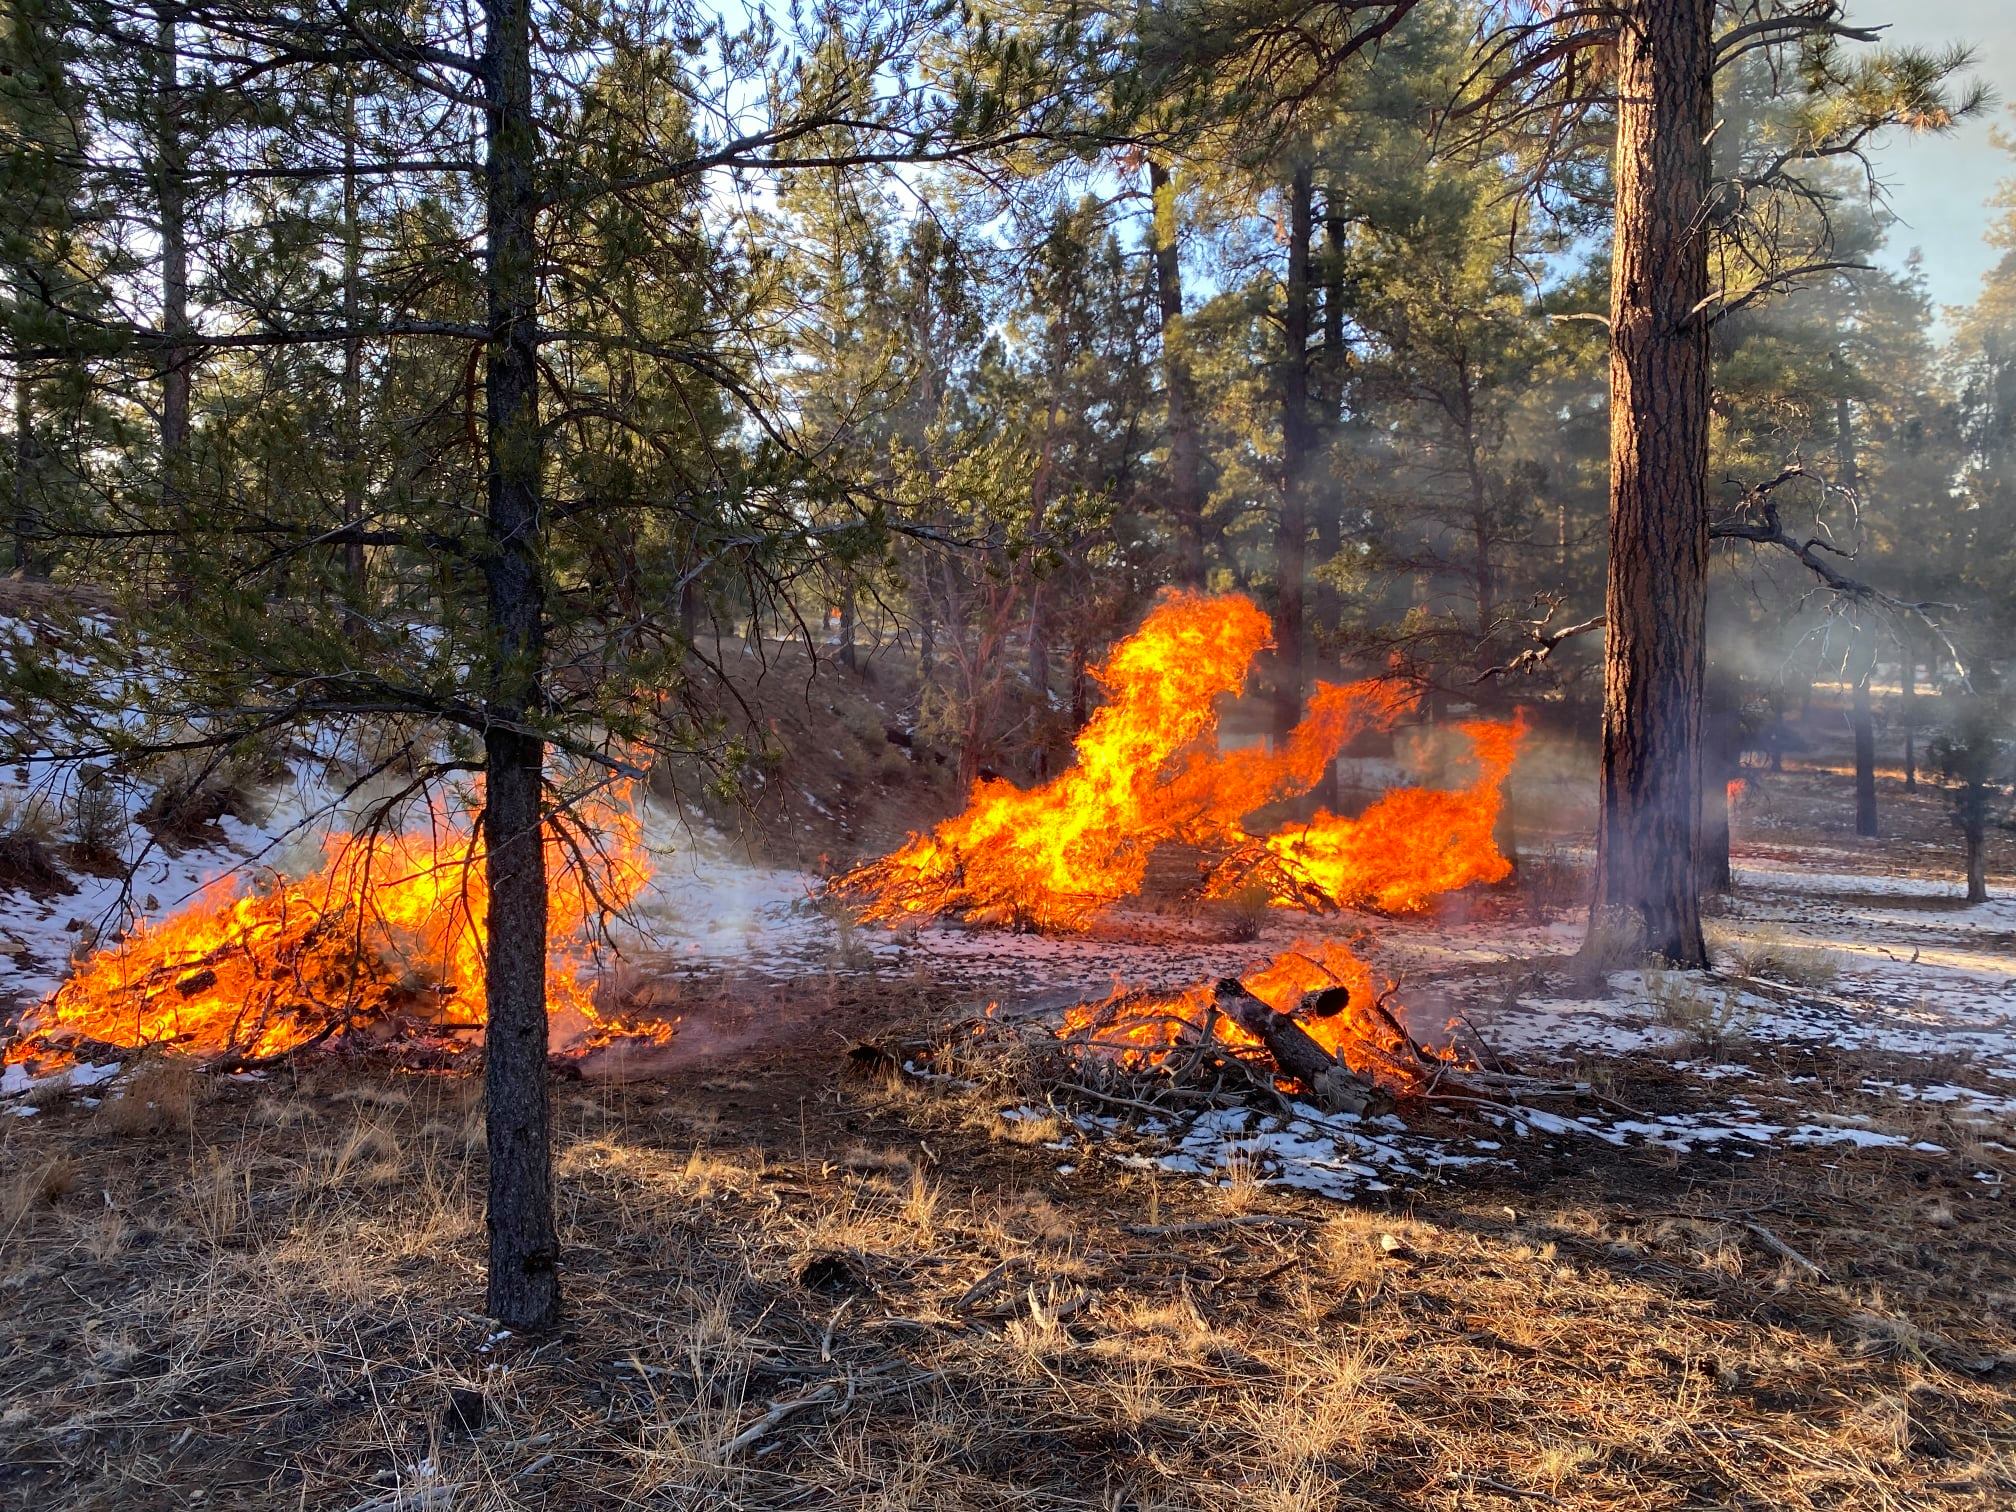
[1832, 394, 1880, 839]
[480, 0, 560, 1332]
[1588, 0, 1713, 967]
[1274, 158, 1316, 745]
[1148, 159, 1206, 589]
[341, 79, 367, 627]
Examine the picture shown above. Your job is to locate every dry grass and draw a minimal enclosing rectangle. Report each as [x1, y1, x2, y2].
[1645, 970, 1750, 1056]
[1722, 931, 1846, 990]
[0, 1053, 2012, 1512]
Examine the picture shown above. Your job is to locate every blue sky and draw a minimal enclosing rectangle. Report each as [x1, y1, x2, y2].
[1852, 0, 2015, 314]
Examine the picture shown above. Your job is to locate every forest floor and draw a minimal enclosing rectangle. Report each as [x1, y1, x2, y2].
[3, 759, 2015, 1511]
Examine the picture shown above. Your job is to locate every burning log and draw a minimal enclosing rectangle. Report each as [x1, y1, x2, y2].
[1209, 977, 1388, 1117]
[1056, 939, 1463, 1111]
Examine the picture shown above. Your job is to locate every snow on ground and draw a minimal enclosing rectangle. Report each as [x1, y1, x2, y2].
[4, 682, 2014, 1202]
[931, 858, 2016, 1201]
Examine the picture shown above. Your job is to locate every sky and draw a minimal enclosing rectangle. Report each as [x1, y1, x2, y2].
[1851, 0, 2015, 314]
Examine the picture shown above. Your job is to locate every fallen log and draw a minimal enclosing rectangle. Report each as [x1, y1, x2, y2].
[1210, 978, 1389, 1117]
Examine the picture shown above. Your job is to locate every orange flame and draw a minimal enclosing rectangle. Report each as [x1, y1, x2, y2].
[1727, 776, 1748, 812]
[1059, 939, 1461, 1096]
[4, 783, 666, 1068]
[1211, 716, 1524, 913]
[834, 592, 1413, 930]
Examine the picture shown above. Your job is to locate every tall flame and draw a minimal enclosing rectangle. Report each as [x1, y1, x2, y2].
[4, 783, 663, 1067]
[834, 592, 1412, 931]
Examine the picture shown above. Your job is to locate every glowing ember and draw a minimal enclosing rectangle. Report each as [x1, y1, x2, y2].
[4, 783, 666, 1068]
[1210, 716, 1524, 914]
[834, 591, 1411, 930]
[1060, 939, 1462, 1095]
[1727, 776, 1748, 811]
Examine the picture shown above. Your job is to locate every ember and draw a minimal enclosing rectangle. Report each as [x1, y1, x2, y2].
[3, 784, 667, 1069]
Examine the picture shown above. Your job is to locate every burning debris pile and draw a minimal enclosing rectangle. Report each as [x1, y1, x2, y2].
[1059, 940, 1465, 1115]
[3, 784, 671, 1072]
[834, 591, 1520, 931]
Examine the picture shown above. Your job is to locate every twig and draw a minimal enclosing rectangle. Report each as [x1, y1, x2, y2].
[1122, 1215, 1316, 1237]
[717, 1383, 838, 1459]
[954, 1257, 1032, 1313]
[1061, 1082, 1183, 1119]
[1740, 1221, 1830, 1282]
[1637, 1209, 1830, 1282]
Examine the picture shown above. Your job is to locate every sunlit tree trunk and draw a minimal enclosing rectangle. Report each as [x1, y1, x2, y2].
[481, 0, 559, 1332]
[1587, 0, 1713, 967]
[1835, 391, 1878, 838]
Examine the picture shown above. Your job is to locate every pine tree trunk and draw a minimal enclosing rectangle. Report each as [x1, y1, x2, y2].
[1026, 385, 1060, 700]
[839, 578, 858, 673]
[1702, 775, 1731, 893]
[1851, 633, 1878, 839]
[1586, 0, 1713, 967]
[1148, 160, 1205, 589]
[1274, 158, 1315, 745]
[342, 82, 368, 634]
[1459, 372, 1494, 655]
[155, 5, 190, 587]
[1313, 188, 1348, 648]
[1902, 645, 1917, 790]
[1965, 796, 1988, 904]
[1702, 679, 1739, 894]
[1834, 392, 1878, 838]
[481, 0, 559, 1332]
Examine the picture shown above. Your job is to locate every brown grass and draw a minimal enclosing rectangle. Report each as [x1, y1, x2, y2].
[0, 1049, 2010, 1512]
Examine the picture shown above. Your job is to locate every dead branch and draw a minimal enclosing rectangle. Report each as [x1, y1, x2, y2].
[1473, 608, 1605, 683]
